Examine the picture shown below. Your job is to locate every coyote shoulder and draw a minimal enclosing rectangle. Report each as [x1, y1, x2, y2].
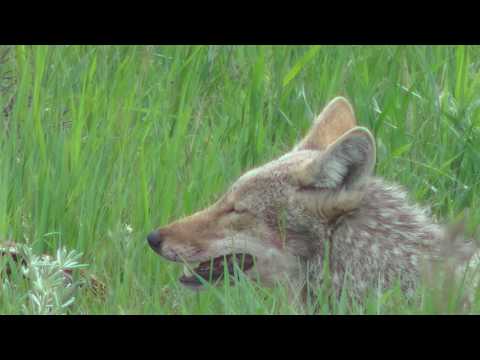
[148, 97, 479, 303]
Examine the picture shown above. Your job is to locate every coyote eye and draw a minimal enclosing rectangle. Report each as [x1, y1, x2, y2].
[226, 205, 247, 214]
[234, 207, 248, 214]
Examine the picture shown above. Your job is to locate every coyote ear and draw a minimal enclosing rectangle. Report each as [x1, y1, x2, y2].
[296, 127, 376, 191]
[294, 97, 357, 151]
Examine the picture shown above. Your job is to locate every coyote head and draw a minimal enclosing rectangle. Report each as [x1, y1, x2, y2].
[147, 97, 376, 290]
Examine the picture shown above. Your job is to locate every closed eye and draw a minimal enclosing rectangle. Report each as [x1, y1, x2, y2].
[225, 205, 248, 214]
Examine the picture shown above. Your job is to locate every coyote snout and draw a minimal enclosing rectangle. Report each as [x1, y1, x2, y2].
[148, 96, 479, 301]
[147, 230, 163, 254]
[147, 187, 292, 289]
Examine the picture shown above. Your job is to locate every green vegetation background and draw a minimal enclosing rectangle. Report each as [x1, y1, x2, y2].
[1, 45, 479, 314]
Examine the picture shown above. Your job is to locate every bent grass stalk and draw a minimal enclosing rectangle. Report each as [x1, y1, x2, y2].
[1, 45, 480, 314]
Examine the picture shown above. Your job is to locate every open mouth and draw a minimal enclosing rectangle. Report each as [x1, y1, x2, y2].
[179, 253, 255, 289]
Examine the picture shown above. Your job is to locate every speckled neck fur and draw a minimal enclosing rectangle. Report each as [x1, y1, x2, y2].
[303, 177, 478, 303]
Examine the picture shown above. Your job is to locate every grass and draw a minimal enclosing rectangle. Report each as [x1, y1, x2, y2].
[1, 45, 480, 314]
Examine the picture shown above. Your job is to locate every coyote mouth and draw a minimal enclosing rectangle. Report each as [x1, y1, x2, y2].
[179, 253, 255, 289]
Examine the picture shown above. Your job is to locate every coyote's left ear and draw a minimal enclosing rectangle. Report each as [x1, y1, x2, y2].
[294, 97, 357, 151]
[296, 127, 376, 191]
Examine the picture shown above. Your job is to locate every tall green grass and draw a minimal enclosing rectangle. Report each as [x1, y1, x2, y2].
[1, 45, 480, 314]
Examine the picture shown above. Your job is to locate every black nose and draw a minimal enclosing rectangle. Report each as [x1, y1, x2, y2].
[147, 231, 164, 252]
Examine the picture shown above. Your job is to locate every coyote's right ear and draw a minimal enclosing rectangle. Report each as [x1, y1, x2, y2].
[294, 97, 357, 151]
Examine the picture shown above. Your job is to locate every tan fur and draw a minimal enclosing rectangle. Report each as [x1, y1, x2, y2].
[148, 97, 480, 306]
[294, 97, 357, 151]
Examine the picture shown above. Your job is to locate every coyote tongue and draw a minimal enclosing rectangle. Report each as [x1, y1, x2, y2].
[179, 254, 254, 288]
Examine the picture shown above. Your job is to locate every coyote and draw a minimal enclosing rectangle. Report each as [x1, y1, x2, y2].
[147, 97, 479, 305]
